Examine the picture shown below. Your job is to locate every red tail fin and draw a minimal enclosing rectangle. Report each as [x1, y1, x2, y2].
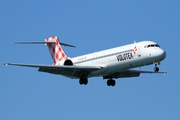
[45, 36, 68, 64]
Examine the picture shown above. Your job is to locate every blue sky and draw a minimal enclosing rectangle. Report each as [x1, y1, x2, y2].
[0, 0, 180, 120]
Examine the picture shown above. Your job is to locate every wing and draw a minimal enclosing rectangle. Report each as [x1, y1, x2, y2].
[126, 69, 167, 74]
[4, 63, 101, 79]
[103, 69, 167, 79]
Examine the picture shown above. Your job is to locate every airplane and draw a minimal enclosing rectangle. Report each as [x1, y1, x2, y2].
[4, 36, 167, 86]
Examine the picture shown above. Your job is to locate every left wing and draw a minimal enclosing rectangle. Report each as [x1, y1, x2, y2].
[4, 63, 101, 79]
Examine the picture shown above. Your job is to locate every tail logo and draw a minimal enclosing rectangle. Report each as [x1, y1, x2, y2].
[45, 36, 68, 64]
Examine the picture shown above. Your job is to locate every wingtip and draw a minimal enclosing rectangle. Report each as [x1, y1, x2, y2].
[4, 63, 9, 66]
[12, 42, 22, 44]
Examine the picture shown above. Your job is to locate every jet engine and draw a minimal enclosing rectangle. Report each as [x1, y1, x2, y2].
[64, 59, 73, 66]
[57, 59, 73, 66]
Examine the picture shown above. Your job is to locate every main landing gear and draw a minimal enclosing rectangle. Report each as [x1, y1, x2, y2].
[107, 79, 116, 86]
[79, 78, 88, 85]
[79, 78, 116, 86]
[154, 62, 160, 72]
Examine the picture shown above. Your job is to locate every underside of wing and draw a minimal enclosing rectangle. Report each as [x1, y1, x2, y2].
[126, 69, 167, 74]
[103, 71, 140, 79]
[38, 65, 101, 79]
[103, 69, 167, 79]
[4, 63, 101, 79]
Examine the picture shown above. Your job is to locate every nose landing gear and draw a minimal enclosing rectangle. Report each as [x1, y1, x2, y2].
[154, 62, 160, 72]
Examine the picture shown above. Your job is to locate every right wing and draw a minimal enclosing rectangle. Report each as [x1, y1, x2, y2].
[4, 63, 101, 79]
[126, 69, 167, 74]
[103, 69, 167, 79]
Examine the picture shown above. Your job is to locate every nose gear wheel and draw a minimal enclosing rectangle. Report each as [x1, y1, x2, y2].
[154, 63, 160, 72]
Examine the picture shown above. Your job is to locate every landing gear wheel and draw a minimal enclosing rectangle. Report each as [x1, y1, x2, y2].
[84, 78, 88, 85]
[154, 67, 159, 72]
[79, 78, 88, 85]
[154, 63, 160, 72]
[107, 79, 116, 86]
[79, 78, 83, 85]
[107, 80, 111, 86]
[111, 80, 116, 86]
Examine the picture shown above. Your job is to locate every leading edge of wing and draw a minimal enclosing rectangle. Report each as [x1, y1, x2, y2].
[126, 69, 167, 74]
[4, 63, 101, 71]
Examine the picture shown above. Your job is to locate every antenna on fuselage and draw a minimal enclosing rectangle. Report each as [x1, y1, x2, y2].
[134, 40, 136, 43]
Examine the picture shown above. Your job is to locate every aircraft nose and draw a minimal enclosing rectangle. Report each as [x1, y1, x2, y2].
[162, 50, 166, 59]
[152, 48, 166, 61]
[159, 49, 166, 59]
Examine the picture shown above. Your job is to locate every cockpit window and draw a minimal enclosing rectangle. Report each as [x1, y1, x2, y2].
[155, 44, 160, 47]
[151, 44, 154, 47]
[146, 44, 160, 48]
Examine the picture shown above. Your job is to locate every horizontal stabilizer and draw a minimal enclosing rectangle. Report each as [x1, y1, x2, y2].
[13, 42, 75, 47]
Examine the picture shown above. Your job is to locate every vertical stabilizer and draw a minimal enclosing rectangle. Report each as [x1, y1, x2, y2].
[45, 36, 68, 64]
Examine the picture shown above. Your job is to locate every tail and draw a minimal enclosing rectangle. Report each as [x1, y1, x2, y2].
[45, 36, 68, 64]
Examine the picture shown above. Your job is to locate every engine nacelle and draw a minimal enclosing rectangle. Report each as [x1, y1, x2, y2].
[64, 59, 73, 66]
[56, 59, 73, 66]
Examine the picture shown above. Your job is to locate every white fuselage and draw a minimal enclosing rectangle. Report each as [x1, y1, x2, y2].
[60, 41, 166, 78]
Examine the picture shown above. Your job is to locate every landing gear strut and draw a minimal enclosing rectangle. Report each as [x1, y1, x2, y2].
[154, 63, 160, 72]
[107, 79, 116, 86]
